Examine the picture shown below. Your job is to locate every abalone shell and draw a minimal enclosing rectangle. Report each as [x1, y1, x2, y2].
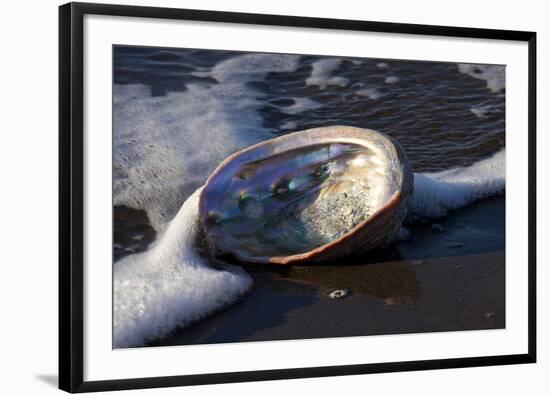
[199, 126, 413, 264]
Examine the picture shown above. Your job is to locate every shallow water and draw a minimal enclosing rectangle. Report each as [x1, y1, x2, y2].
[115, 46, 504, 174]
[114, 47, 504, 233]
[112, 46, 506, 347]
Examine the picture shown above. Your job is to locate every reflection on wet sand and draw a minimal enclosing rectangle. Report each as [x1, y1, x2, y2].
[272, 260, 420, 306]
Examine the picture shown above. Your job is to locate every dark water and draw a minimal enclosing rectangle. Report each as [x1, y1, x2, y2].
[115, 46, 505, 172]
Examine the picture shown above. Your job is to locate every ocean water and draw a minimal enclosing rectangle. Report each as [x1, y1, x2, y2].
[113, 46, 505, 348]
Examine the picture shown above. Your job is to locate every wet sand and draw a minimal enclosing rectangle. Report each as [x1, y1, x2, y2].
[155, 252, 503, 346]
[125, 195, 505, 347]
[114, 206, 156, 261]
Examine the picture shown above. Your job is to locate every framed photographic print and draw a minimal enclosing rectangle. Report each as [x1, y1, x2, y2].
[59, 2, 536, 392]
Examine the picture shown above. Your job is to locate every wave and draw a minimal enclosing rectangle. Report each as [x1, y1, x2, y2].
[408, 149, 505, 222]
[114, 55, 504, 233]
[113, 189, 252, 348]
[458, 64, 505, 93]
[114, 53, 302, 232]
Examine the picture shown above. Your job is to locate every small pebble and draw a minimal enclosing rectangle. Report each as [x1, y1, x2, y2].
[410, 259, 424, 265]
[485, 312, 496, 320]
[328, 289, 352, 300]
[383, 297, 396, 305]
[431, 223, 445, 234]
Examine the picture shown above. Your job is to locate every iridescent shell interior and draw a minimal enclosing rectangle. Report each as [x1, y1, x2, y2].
[199, 126, 411, 264]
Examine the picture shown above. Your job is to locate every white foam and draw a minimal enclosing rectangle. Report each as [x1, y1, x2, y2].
[355, 87, 384, 100]
[113, 189, 252, 348]
[306, 58, 350, 89]
[408, 149, 505, 222]
[458, 64, 505, 93]
[377, 62, 389, 69]
[114, 53, 301, 232]
[205, 53, 301, 84]
[276, 97, 323, 114]
[385, 76, 400, 84]
[280, 120, 297, 130]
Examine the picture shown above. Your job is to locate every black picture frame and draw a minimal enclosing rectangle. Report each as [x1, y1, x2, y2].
[59, 2, 537, 392]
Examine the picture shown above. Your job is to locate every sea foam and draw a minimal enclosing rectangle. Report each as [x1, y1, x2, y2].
[458, 64, 505, 93]
[306, 58, 350, 89]
[114, 54, 301, 232]
[113, 189, 252, 348]
[355, 87, 384, 100]
[276, 97, 323, 114]
[408, 149, 505, 222]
